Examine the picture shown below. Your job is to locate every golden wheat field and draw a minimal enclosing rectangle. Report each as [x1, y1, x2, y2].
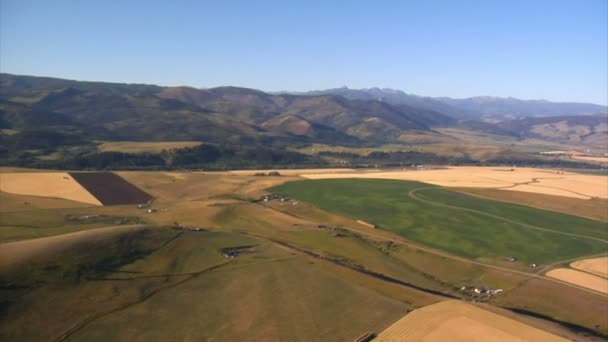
[0, 173, 102, 205]
[570, 257, 608, 278]
[545, 268, 608, 294]
[375, 300, 570, 342]
[301, 166, 608, 199]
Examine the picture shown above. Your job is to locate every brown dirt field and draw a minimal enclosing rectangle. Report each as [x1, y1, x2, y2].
[0, 172, 102, 205]
[375, 300, 569, 342]
[454, 188, 608, 221]
[302, 166, 608, 199]
[0, 224, 152, 272]
[571, 257, 608, 278]
[546, 268, 608, 294]
[97, 141, 202, 153]
[70, 172, 154, 205]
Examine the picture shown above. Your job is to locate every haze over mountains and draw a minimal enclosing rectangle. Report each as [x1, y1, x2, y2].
[1, 73, 606, 150]
[289, 87, 607, 121]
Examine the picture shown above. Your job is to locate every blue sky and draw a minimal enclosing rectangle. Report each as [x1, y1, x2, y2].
[1, 0, 607, 104]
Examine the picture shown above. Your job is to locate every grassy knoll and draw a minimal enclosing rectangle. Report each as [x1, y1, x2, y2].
[66, 256, 406, 342]
[271, 179, 607, 263]
[0, 229, 409, 341]
[216, 203, 525, 297]
[0, 206, 146, 243]
[216, 201, 608, 334]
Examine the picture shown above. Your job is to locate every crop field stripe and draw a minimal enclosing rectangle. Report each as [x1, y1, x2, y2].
[69, 172, 154, 205]
[409, 187, 608, 243]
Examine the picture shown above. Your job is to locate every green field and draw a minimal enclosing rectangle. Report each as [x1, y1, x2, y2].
[271, 179, 607, 263]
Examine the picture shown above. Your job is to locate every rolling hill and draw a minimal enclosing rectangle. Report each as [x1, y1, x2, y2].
[0, 73, 454, 145]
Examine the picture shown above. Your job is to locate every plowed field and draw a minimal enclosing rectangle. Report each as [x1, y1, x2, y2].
[70, 172, 154, 205]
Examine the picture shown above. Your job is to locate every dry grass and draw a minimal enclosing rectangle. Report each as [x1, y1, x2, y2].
[0, 173, 102, 205]
[301, 166, 608, 199]
[546, 269, 608, 294]
[0, 224, 151, 272]
[454, 188, 608, 221]
[376, 300, 569, 342]
[0, 191, 96, 212]
[98, 141, 202, 153]
[571, 257, 608, 278]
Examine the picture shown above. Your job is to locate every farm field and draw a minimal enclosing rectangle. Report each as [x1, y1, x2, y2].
[2, 169, 607, 340]
[0, 172, 102, 205]
[546, 268, 608, 294]
[271, 179, 607, 263]
[571, 257, 608, 278]
[375, 300, 569, 342]
[0, 172, 154, 206]
[454, 188, 608, 221]
[97, 141, 202, 153]
[0, 191, 97, 212]
[69, 172, 154, 205]
[300, 166, 608, 199]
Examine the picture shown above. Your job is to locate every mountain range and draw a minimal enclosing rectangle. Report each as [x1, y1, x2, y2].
[1, 73, 606, 150]
[288, 87, 607, 121]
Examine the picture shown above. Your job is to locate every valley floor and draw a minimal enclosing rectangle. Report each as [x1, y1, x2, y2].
[0, 167, 606, 341]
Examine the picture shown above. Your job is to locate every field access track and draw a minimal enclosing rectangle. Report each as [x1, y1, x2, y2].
[69, 172, 154, 205]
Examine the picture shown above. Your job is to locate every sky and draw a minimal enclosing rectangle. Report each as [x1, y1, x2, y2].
[1, 0, 607, 104]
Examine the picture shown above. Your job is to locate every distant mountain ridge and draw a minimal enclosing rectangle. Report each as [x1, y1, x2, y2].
[1, 73, 605, 150]
[0, 73, 454, 145]
[287, 87, 607, 120]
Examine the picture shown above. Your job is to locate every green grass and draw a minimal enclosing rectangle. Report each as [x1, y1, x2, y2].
[271, 179, 607, 263]
[413, 188, 607, 240]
